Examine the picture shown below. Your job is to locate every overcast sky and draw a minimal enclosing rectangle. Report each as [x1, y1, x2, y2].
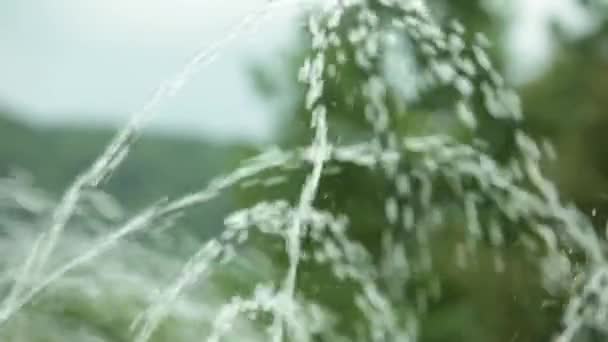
[0, 0, 307, 141]
[0, 0, 590, 142]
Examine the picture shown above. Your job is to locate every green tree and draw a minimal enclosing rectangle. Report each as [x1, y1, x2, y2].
[237, 1, 608, 341]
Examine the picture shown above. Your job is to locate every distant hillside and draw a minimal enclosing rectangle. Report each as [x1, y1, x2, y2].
[0, 112, 247, 239]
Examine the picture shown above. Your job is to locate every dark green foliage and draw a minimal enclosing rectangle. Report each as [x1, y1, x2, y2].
[237, 1, 608, 341]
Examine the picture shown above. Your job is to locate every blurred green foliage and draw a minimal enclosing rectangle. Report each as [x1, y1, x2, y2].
[0, 113, 240, 241]
[238, 1, 608, 341]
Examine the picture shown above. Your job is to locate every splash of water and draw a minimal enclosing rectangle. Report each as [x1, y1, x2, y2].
[1, 0, 607, 341]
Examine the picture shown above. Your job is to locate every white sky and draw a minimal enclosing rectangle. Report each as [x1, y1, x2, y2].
[507, 0, 594, 82]
[0, 0, 308, 141]
[0, 0, 591, 142]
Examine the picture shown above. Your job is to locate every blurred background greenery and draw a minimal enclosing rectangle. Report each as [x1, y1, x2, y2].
[1, 0, 607, 341]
